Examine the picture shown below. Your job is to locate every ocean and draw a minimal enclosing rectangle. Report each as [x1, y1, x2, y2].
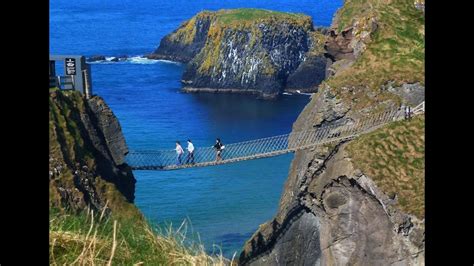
[50, 0, 343, 258]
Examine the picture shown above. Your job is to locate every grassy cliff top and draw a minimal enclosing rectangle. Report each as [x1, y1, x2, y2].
[171, 8, 313, 45]
[50, 208, 229, 265]
[212, 8, 309, 25]
[324, 0, 425, 219]
[347, 115, 425, 219]
[168, 8, 318, 74]
[324, 0, 424, 110]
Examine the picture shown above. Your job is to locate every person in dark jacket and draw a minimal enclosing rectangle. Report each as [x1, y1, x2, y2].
[213, 138, 224, 162]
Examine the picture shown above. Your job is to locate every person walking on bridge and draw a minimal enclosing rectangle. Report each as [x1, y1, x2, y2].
[404, 105, 412, 120]
[213, 138, 224, 162]
[186, 139, 195, 164]
[175, 141, 184, 165]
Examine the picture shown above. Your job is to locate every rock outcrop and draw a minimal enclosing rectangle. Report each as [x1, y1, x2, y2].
[148, 12, 214, 63]
[49, 89, 138, 218]
[87, 55, 106, 62]
[239, 137, 424, 265]
[240, 0, 425, 264]
[384, 82, 425, 107]
[239, 81, 425, 264]
[148, 9, 327, 99]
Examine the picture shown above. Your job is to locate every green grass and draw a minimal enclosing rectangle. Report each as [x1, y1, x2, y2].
[323, 0, 424, 110]
[336, 0, 366, 32]
[165, 8, 320, 76]
[215, 8, 304, 24]
[347, 115, 425, 218]
[49, 90, 94, 169]
[183, 9, 316, 76]
[50, 208, 231, 265]
[169, 8, 311, 46]
[49, 90, 233, 264]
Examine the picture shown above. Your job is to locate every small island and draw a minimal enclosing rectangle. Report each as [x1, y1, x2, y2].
[147, 8, 328, 99]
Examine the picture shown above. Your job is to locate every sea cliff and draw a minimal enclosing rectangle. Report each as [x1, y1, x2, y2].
[239, 0, 425, 264]
[148, 9, 327, 99]
[49, 88, 139, 217]
[49, 89, 229, 265]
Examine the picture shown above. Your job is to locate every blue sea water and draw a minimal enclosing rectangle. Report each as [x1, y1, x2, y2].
[50, 0, 342, 258]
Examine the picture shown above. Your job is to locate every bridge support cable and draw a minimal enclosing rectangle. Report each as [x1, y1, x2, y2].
[126, 102, 424, 170]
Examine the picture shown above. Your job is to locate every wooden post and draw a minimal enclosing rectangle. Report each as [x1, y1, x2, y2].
[83, 67, 92, 99]
[70, 75, 75, 90]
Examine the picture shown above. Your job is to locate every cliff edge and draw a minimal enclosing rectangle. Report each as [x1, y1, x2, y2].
[49, 89, 139, 218]
[239, 0, 425, 264]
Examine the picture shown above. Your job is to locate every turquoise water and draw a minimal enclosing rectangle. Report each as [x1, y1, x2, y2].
[50, 0, 343, 257]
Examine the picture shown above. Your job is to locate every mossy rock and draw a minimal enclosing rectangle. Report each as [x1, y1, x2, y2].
[151, 8, 327, 97]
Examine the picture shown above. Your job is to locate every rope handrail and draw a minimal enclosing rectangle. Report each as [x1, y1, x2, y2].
[412, 101, 425, 114]
[126, 102, 424, 170]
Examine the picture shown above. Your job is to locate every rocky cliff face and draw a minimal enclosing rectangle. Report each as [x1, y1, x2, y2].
[239, 84, 425, 265]
[148, 9, 327, 99]
[49, 89, 139, 218]
[239, 131, 424, 265]
[148, 12, 214, 63]
[240, 0, 425, 264]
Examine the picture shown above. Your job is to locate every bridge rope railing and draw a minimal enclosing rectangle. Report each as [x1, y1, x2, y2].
[126, 102, 424, 170]
[412, 101, 425, 115]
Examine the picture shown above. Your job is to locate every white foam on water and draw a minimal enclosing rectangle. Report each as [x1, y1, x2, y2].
[152, 59, 183, 65]
[87, 57, 115, 64]
[128, 56, 160, 64]
[295, 90, 313, 96]
[88, 55, 182, 65]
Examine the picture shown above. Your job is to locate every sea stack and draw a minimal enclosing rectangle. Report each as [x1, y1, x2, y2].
[147, 9, 328, 99]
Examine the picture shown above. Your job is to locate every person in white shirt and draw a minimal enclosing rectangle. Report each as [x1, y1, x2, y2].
[404, 105, 412, 120]
[186, 139, 195, 164]
[175, 141, 184, 165]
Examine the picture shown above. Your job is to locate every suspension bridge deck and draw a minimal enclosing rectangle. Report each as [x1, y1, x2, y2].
[126, 102, 424, 171]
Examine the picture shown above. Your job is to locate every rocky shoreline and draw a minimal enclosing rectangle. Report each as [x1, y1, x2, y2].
[181, 86, 278, 99]
[145, 53, 190, 63]
[87, 55, 129, 62]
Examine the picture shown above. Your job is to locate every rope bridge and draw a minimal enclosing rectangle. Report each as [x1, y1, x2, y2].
[126, 102, 424, 170]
